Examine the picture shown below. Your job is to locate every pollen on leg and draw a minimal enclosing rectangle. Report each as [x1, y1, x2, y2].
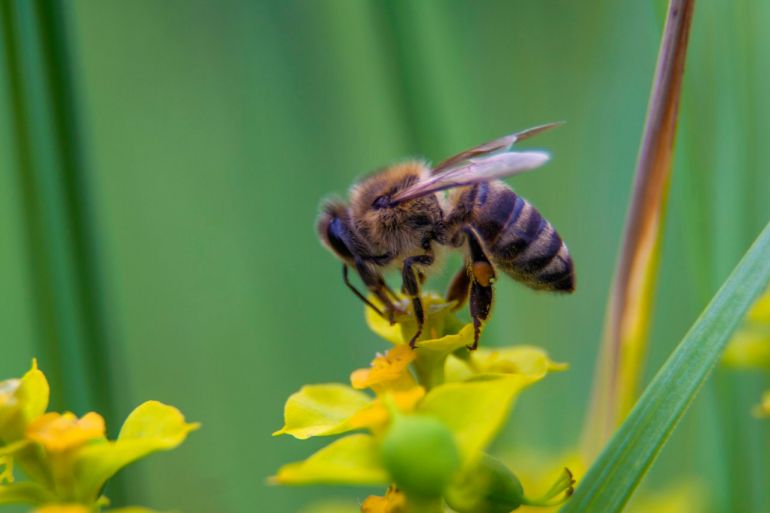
[472, 261, 495, 287]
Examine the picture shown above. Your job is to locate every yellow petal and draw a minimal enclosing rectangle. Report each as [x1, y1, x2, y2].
[0, 360, 50, 442]
[446, 346, 567, 383]
[722, 330, 770, 369]
[272, 434, 388, 486]
[72, 401, 198, 502]
[26, 412, 106, 453]
[18, 360, 49, 427]
[419, 375, 528, 465]
[273, 384, 373, 439]
[351, 345, 417, 393]
[348, 387, 426, 432]
[361, 486, 407, 513]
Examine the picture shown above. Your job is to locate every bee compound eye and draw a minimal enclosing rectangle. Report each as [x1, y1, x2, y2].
[372, 195, 390, 209]
[326, 217, 354, 259]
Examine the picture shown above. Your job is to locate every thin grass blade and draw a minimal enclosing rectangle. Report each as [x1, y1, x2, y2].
[560, 219, 770, 513]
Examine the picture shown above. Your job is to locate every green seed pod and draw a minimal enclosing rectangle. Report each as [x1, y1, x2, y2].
[380, 414, 461, 500]
[445, 453, 525, 513]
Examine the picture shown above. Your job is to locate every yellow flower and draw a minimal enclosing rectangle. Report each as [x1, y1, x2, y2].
[361, 486, 407, 513]
[0, 362, 198, 510]
[274, 291, 569, 512]
[350, 345, 418, 393]
[26, 412, 106, 453]
[0, 360, 49, 443]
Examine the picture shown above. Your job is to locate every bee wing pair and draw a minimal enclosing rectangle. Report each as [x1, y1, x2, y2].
[388, 121, 563, 206]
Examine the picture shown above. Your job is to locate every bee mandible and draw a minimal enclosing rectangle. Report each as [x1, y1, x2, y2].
[317, 123, 574, 349]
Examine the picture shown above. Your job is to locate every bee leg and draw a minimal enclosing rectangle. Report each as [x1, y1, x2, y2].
[342, 264, 385, 318]
[464, 228, 495, 350]
[401, 254, 434, 348]
[446, 265, 471, 310]
[354, 260, 401, 323]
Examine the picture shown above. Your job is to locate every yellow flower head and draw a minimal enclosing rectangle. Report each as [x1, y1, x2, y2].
[351, 345, 418, 393]
[26, 412, 106, 453]
[361, 486, 407, 513]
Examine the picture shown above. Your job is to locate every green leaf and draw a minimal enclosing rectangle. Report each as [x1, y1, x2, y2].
[272, 434, 388, 485]
[418, 375, 527, 465]
[560, 220, 770, 513]
[73, 401, 199, 502]
[273, 384, 372, 439]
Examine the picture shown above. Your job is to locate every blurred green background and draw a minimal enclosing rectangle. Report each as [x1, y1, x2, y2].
[1, 1, 768, 512]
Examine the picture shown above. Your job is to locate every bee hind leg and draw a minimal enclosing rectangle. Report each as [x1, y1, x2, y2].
[446, 265, 471, 310]
[401, 253, 434, 348]
[463, 228, 496, 350]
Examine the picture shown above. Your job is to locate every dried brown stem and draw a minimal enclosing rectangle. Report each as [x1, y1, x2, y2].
[583, 0, 696, 456]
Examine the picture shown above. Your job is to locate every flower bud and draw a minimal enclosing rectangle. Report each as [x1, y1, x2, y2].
[445, 453, 525, 513]
[380, 414, 460, 499]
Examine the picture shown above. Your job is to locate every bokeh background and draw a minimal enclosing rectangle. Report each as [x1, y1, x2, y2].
[1, 1, 769, 512]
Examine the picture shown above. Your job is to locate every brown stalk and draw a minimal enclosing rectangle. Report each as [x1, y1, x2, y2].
[583, 0, 696, 456]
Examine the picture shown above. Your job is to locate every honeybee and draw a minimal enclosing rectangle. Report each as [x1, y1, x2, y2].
[317, 123, 574, 349]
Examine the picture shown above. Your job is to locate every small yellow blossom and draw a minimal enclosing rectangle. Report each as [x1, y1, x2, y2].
[348, 388, 425, 432]
[274, 292, 570, 512]
[0, 359, 49, 442]
[0, 362, 197, 511]
[351, 345, 417, 393]
[26, 412, 106, 453]
[361, 486, 407, 513]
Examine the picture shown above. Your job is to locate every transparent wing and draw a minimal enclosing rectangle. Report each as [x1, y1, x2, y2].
[389, 151, 550, 205]
[432, 121, 563, 173]
[388, 122, 562, 206]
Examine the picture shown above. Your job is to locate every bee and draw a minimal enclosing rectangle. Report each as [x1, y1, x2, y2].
[317, 123, 574, 349]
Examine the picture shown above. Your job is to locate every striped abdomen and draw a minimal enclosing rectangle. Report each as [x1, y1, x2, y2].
[470, 182, 574, 292]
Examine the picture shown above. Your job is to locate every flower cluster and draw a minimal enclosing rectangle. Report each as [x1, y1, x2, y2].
[722, 286, 770, 417]
[273, 293, 574, 512]
[0, 361, 198, 513]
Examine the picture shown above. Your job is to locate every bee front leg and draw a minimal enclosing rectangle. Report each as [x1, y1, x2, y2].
[463, 227, 495, 350]
[354, 260, 401, 323]
[401, 253, 434, 348]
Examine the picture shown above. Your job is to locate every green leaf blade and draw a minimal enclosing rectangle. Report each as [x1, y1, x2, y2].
[562, 220, 770, 513]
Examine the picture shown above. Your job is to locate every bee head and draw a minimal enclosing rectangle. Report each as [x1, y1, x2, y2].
[317, 201, 356, 262]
